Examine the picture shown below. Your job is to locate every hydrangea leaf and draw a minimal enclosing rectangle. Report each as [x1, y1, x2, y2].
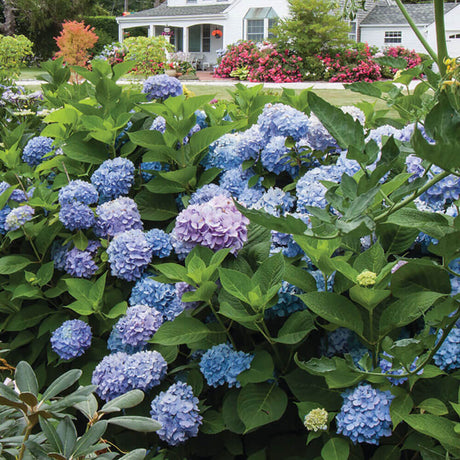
[0, 255, 33, 274]
[151, 316, 210, 346]
[274, 310, 315, 345]
[321, 437, 350, 460]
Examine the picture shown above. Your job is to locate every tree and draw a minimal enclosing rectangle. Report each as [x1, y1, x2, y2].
[0, 0, 16, 35]
[273, 0, 351, 58]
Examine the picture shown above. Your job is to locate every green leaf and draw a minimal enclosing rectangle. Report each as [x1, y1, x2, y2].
[418, 398, 448, 416]
[108, 416, 161, 432]
[354, 243, 386, 274]
[298, 292, 364, 336]
[135, 189, 178, 221]
[0, 255, 33, 274]
[349, 286, 390, 312]
[72, 420, 108, 458]
[253, 253, 285, 292]
[106, 301, 128, 319]
[274, 310, 315, 344]
[128, 129, 165, 148]
[118, 449, 148, 460]
[238, 351, 274, 386]
[237, 383, 288, 432]
[197, 167, 222, 188]
[283, 264, 318, 293]
[57, 417, 78, 458]
[200, 410, 226, 434]
[376, 223, 420, 254]
[14, 361, 38, 396]
[218, 268, 253, 303]
[64, 278, 93, 302]
[101, 390, 144, 413]
[151, 316, 210, 345]
[390, 389, 413, 429]
[41, 370, 82, 401]
[40, 418, 64, 454]
[345, 81, 382, 98]
[62, 136, 108, 164]
[154, 263, 188, 282]
[321, 438, 350, 460]
[5, 304, 52, 331]
[74, 394, 98, 420]
[374, 56, 408, 69]
[222, 390, 245, 434]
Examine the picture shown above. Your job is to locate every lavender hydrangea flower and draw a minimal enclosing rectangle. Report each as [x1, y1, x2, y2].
[433, 327, 460, 371]
[145, 228, 173, 258]
[107, 229, 153, 281]
[261, 136, 298, 177]
[130, 276, 185, 321]
[175, 282, 199, 309]
[189, 184, 231, 205]
[114, 305, 163, 348]
[150, 382, 202, 446]
[22, 136, 55, 166]
[258, 103, 309, 141]
[50, 319, 92, 360]
[91, 158, 135, 201]
[336, 384, 394, 445]
[92, 350, 167, 401]
[150, 116, 167, 133]
[64, 247, 98, 278]
[265, 281, 306, 319]
[58, 180, 99, 205]
[172, 195, 249, 256]
[94, 197, 143, 238]
[199, 343, 253, 388]
[142, 75, 183, 101]
[405, 155, 425, 182]
[4, 205, 34, 231]
[59, 202, 95, 231]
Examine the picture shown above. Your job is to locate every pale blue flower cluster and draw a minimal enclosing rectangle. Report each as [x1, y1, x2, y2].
[94, 197, 143, 238]
[195, 110, 207, 129]
[150, 116, 166, 133]
[58, 180, 99, 205]
[253, 187, 295, 217]
[150, 382, 202, 446]
[50, 319, 92, 360]
[4, 205, 34, 231]
[258, 103, 309, 141]
[336, 384, 394, 445]
[189, 184, 231, 205]
[59, 201, 95, 231]
[235, 125, 265, 162]
[379, 353, 421, 385]
[261, 136, 298, 177]
[266, 281, 306, 319]
[219, 167, 261, 199]
[107, 328, 143, 354]
[199, 343, 253, 388]
[92, 350, 167, 401]
[91, 158, 135, 201]
[433, 327, 460, 371]
[145, 228, 173, 258]
[107, 229, 153, 281]
[366, 124, 413, 147]
[22, 136, 55, 166]
[51, 241, 71, 271]
[420, 165, 460, 209]
[202, 133, 242, 170]
[142, 75, 183, 101]
[64, 243, 99, 279]
[302, 114, 338, 152]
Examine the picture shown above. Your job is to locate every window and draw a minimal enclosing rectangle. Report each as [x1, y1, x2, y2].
[384, 31, 402, 44]
[448, 33, 460, 39]
[268, 18, 278, 39]
[348, 21, 357, 41]
[247, 19, 264, 42]
[189, 25, 201, 52]
[202, 24, 210, 52]
[186, 0, 197, 3]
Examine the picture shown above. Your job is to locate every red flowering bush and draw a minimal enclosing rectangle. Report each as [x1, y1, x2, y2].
[385, 46, 422, 69]
[214, 41, 302, 83]
[318, 43, 381, 82]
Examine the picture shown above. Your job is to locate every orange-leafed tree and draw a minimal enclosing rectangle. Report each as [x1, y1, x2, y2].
[54, 20, 98, 67]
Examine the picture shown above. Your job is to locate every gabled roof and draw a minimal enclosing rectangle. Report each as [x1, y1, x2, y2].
[361, 2, 458, 25]
[125, 3, 229, 18]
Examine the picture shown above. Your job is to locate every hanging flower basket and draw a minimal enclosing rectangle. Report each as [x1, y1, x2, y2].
[212, 30, 223, 38]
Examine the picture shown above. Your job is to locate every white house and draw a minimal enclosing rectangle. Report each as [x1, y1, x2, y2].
[360, 2, 460, 57]
[115, 0, 290, 66]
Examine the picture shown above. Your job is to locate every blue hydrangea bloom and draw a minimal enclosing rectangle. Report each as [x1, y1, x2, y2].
[9, 188, 31, 203]
[236, 124, 265, 162]
[145, 228, 173, 258]
[0, 205, 11, 234]
[341, 105, 366, 124]
[195, 110, 207, 129]
[253, 187, 295, 217]
[237, 186, 265, 207]
[405, 155, 425, 182]
[336, 384, 394, 445]
[420, 165, 460, 209]
[261, 136, 298, 177]
[51, 241, 71, 271]
[150, 382, 202, 446]
[335, 152, 361, 177]
[310, 270, 335, 292]
[64, 247, 98, 279]
[379, 353, 421, 385]
[107, 327, 144, 354]
[258, 103, 309, 141]
[199, 343, 253, 388]
[130, 276, 185, 321]
[202, 133, 242, 170]
[366, 124, 413, 147]
[189, 184, 231, 205]
[92, 350, 167, 401]
[150, 116, 167, 133]
[22, 136, 55, 166]
[433, 327, 460, 371]
[94, 197, 143, 238]
[58, 180, 98, 205]
[265, 281, 306, 319]
[107, 229, 153, 281]
[4, 205, 34, 231]
[302, 114, 339, 152]
[91, 158, 135, 201]
[270, 232, 303, 258]
[175, 282, 199, 310]
[140, 161, 170, 181]
[59, 202, 95, 231]
[50, 319, 92, 360]
[142, 75, 183, 101]
[219, 167, 261, 199]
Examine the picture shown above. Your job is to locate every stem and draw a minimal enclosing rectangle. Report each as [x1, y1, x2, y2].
[434, 0, 448, 76]
[23, 227, 41, 262]
[61, 161, 71, 183]
[18, 422, 34, 460]
[207, 300, 236, 348]
[394, 0, 438, 63]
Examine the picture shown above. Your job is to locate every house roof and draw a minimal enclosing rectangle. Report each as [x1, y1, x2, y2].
[125, 3, 229, 18]
[244, 7, 278, 20]
[361, 2, 458, 25]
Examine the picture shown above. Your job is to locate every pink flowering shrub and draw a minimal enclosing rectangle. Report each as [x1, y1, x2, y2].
[385, 46, 422, 69]
[214, 41, 302, 83]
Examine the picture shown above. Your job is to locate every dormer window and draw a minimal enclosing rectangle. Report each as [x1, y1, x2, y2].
[244, 7, 278, 42]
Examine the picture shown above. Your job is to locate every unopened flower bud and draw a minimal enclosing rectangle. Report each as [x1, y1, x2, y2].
[304, 408, 328, 432]
[357, 270, 377, 287]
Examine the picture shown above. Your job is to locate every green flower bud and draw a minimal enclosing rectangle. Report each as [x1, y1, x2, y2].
[304, 408, 328, 432]
[356, 269, 377, 287]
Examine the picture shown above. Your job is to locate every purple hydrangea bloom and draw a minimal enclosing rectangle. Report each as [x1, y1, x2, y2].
[265, 281, 306, 319]
[252, 187, 295, 217]
[130, 276, 185, 321]
[150, 116, 166, 133]
[336, 384, 394, 445]
[199, 343, 253, 388]
[145, 228, 173, 258]
[175, 282, 199, 309]
[64, 247, 98, 278]
[150, 382, 202, 446]
[172, 195, 249, 256]
[140, 161, 169, 181]
[92, 350, 167, 401]
[91, 158, 135, 201]
[114, 305, 163, 348]
[22, 136, 55, 166]
[59, 202, 95, 231]
[58, 180, 99, 205]
[258, 103, 309, 141]
[261, 136, 298, 177]
[50, 319, 92, 360]
[4, 205, 34, 231]
[142, 75, 183, 101]
[94, 197, 143, 238]
[189, 184, 231, 205]
[433, 327, 460, 371]
[107, 229, 153, 281]
[202, 133, 242, 170]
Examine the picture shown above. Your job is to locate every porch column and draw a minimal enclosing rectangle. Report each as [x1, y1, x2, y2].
[183, 26, 189, 53]
[148, 24, 155, 37]
[118, 24, 124, 43]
